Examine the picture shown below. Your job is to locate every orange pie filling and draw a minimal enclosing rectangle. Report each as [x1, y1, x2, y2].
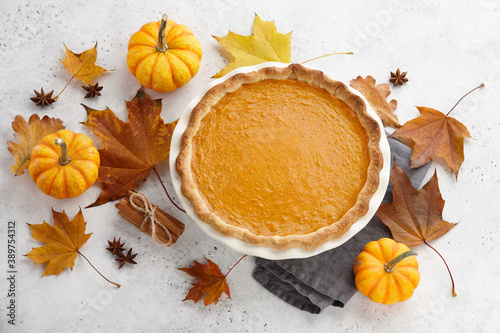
[190, 78, 371, 237]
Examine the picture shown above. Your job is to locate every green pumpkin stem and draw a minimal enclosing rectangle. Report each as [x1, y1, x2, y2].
[384, 250, 418, 273]
[157, 14, 169, 53]
[54, 138, 71, 166]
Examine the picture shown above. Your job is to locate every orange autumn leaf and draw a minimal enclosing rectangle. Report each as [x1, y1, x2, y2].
[376, 163, 456, 247]
[179, 258, 231, 305]
[7, 114, 65, 175]
[60, 43, 110, 85]
[376, 164, 458, 296]
[350, 75, 399, 128]
[83, 88, 178, 207]
[213, 14, 291, 78]
[25, 209, 92, 276]
[391, 106, 471, 177]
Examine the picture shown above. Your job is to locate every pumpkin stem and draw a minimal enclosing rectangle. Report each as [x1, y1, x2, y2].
[384, 250, 418, 273]
[54, 138, 71, 166]
[157, 14, 169, 53]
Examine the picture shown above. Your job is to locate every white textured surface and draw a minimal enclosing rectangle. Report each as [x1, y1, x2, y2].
[1, 0, 499, 332]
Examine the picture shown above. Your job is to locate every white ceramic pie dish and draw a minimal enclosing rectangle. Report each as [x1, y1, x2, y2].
[170, 62, 390, 260]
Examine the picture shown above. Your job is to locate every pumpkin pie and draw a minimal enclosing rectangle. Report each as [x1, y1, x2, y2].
[176, 64, 383, 250]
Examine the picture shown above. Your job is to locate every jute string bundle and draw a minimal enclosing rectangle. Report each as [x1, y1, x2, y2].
[129, 191, 173, 246]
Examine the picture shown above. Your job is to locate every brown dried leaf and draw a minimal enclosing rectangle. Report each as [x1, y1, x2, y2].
[376, 163, 456, 247]
[391, 106, 471, 177]
[350, 75, 399, 128]
[7, 114, 65, 175]
[82, 88, 178, 207]
[179, 258, 230, 306]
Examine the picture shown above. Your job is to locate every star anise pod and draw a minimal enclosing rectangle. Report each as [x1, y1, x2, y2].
[106, 237, 126, 255]
[115, 248, 137, 269]
[82, 82, 103, 98]
[30, 88, 56, 106]
[389, 68, 408, 86]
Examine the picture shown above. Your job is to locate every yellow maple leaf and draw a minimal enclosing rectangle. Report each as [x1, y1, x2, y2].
[25, 209, 92, 276]
[60, 43, 109, 85]
[213, 14, 291, 78]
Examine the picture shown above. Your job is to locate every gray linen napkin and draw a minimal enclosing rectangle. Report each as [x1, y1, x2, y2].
[253, 137, 431, 313]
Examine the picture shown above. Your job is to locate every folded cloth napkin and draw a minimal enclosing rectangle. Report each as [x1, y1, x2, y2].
[253, 137, 432, 313]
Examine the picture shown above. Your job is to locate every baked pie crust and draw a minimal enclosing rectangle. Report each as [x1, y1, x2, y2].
[176, 64, 383, 250]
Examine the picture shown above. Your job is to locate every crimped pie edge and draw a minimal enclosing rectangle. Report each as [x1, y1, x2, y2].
[176, 63, 383, 250]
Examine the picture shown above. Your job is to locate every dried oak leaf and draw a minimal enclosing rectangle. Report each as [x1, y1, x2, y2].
[391, 106, 471, 177]
[213, 14, 291, 78]
[25, 209, 92, 276]
[83, 88, 178, 207]
[350, 75, 400, 128]
[376, 163, 456, 247]
[7, 114, 65, 175]
[60, 43, 110, 85]
[179, 258, 230, 306]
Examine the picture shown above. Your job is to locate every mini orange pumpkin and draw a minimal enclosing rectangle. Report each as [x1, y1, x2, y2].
[28, 130, 100, 199]
[127, 14, 203, 92]
[354, 238, 420, 304]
